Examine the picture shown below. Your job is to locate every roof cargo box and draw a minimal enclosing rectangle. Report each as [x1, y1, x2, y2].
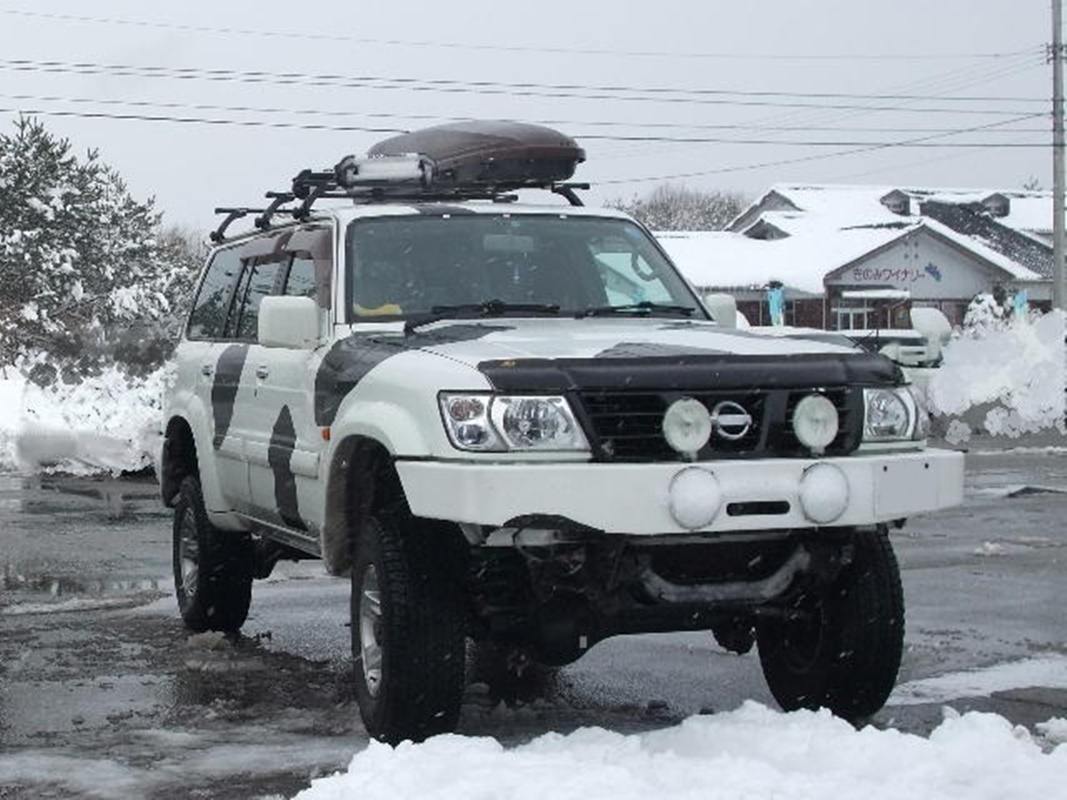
[368, 120, 585, 190]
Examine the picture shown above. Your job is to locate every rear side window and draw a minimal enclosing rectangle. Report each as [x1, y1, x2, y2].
[187, 247, 242, 340]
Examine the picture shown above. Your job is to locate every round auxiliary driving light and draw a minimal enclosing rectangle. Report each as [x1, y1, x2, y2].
[662, 398, 712, 457]
[792, 394, 839, 453]
[798, 463, 850, 524]
[668, 467, 722, 530]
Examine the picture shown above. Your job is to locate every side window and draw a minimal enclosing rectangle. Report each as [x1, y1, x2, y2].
[230, 261, 283, 341]
[284, 224, 334, 309]
[284, 254, 318, 298]
[187, 247, 241, 340]
[594, 250, 674, 305]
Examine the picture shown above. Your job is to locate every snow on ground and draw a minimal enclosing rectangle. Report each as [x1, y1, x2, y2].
[890, 654, 1067, 705]
[0, 364, 164, 474]
[293, 702, 1065, 800]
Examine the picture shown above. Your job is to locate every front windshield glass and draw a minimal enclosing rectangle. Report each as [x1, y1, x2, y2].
[344, 214, 706, 322]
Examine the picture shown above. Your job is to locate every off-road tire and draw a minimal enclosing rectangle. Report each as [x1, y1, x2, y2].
[172, 475, 253, 633]
[351, 508, 466, 744]
[755, 528, 904, 721]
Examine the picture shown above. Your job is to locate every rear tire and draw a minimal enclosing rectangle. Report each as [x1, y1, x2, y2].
[755, 528, 904, 720]
[351, 508, 466, 744]
[172, 475, 253, 633]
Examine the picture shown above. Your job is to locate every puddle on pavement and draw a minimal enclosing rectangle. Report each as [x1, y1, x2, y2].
[0, 673, 176, 746]
[0, 566, 168, 611]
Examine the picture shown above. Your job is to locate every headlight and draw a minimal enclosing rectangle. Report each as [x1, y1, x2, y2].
[863, 387, 922, 441]
[439, 393, 589, 452]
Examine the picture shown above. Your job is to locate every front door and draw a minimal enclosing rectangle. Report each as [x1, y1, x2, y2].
[244, 231, 332, 539]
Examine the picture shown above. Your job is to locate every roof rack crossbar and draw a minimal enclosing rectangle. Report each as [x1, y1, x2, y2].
[296, 183, 333, 220]
[552, 182, 589, 207]
[291, 169, 336, 200]
[211, 207, 264, 243]
[254, 192, 296, 230]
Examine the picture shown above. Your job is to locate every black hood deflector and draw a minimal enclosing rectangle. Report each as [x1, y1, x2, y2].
[479, 351, 902, 393]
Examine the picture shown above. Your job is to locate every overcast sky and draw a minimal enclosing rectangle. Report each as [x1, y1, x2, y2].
[0, 1, 1057, 233]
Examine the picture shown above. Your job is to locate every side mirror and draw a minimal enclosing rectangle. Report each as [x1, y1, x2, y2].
[703, 293, 738, 329]
[258, 296, 322, 349]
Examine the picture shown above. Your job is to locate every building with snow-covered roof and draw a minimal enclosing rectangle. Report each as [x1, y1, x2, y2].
[658, 183, 1054, 329]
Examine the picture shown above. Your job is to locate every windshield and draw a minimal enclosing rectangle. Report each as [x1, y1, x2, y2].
[344, 214, 707, 322]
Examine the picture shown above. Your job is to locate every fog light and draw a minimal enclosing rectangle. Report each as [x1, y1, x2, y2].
[662, 398, 712, 457]
[793, 394, 839, 454]
[668, 467, 722, 530]
[798, 462, 850, 524]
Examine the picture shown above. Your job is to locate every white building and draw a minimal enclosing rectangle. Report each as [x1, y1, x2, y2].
[658, 184, 1054, 329]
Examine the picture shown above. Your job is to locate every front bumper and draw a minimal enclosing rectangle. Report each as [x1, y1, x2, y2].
[396, 448, 964, 535]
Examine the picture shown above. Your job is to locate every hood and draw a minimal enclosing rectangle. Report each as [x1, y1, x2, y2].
[411, 317, 860, 363]
[322, 317, 900, 403]
[314, 317, 900, 424]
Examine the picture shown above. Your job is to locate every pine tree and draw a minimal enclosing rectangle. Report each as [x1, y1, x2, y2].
[0, 117, 198, 383]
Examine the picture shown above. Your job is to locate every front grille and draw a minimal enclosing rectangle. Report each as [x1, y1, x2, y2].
[577, 387, 861, 462]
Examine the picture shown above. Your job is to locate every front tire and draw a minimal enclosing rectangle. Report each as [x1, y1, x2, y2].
[755, 528, 904, 721]
[172, 475, 253, 633]
[351, 511, 466, 744]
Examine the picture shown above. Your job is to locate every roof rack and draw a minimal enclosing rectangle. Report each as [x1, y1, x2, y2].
[210, 121, 587, 243]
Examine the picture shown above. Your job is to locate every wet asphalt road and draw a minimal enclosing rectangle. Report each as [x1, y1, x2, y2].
[1, 439, 1066, 798]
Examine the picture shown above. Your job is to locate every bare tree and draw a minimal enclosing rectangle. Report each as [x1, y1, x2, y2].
[606, 184, 747, 231]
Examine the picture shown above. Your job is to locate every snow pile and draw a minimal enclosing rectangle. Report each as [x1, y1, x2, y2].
[1037, 718, 1067, 746]
[0, 365, 164, 474]
[294, 702, 1066, 800]
[921, 310, 1065, 443]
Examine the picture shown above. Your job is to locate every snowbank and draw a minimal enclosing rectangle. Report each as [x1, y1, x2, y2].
[920, 311, 1066, 444]
[0, 364, 164, 474]
[293, 702, 1066, 800]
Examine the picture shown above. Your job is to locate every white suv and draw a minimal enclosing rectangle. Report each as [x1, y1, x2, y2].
[160, 121, 964, 744]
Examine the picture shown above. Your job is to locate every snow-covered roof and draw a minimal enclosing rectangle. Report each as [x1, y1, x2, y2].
[714, 183, 1054, 293]
[656, 226, 911, 295]
[918, 210, 1048, 281]
[734, 183, 1053, 237]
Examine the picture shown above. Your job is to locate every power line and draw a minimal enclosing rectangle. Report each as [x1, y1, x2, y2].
[0, 104, 1046, 149]
[741, 54, 1044, 132]
[0, 106, 409, 134]
[617, 56, 1047, 175]
[0, 92, 1050, 137]
[598, 114, 1045, 184]
[0, 8, 1042, 63]
[0, 58, 1047, 116]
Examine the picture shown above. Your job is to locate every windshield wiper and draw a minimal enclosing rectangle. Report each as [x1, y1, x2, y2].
[404, 299, 560, 333]
[578, 301, 697, 318]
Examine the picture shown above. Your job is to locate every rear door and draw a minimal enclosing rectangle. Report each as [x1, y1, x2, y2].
[184, 244, 253, 512]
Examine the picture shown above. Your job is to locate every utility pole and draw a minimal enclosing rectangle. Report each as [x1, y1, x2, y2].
[1053, 0, 1065, 309]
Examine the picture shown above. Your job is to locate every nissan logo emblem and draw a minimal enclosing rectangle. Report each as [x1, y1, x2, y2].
[709, 401, 753, 441]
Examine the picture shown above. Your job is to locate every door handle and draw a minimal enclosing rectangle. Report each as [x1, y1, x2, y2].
[200, 364, 214, 377]
[256, 365, 270, 380]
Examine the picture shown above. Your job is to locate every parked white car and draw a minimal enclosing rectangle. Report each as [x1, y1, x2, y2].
[160, 121, 964, 744]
